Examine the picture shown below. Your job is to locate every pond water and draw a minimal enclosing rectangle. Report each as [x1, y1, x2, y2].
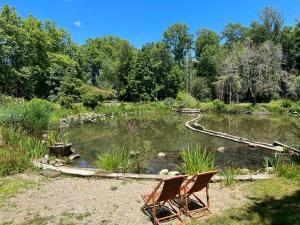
[67, 112, 299, 174]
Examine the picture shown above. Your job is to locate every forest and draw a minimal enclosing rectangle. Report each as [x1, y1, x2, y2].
[0, 5, 300, 107]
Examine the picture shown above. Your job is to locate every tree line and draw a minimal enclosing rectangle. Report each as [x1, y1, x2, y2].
[0, 5, 300, 106]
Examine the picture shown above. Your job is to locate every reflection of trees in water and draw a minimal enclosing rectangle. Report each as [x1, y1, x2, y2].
[201, 114, 298, 144]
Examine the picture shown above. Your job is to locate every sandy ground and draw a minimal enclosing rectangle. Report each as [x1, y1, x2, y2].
[0, 174, 247, 225]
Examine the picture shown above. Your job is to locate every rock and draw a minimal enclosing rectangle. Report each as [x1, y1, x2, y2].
[265, 167, 274, 174]
[217, 147, 225, 153]
[129, 151, 140, 157]
[168, 171, 180, 176]
[157, 152, 166, 157]
[69, 153, 80, 161]
[239, 168, 250, 175]
[159, 169, 169, 175]
[49, 160, 56, 166]
[41, 169, 61, 178]
[42, 155, 49, 164]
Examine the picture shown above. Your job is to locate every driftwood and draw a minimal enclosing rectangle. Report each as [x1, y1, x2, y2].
[186, 114, 300, 153]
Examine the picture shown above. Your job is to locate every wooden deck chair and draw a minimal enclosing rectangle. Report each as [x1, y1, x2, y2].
[180, 170, 218, 219]
[141, 175, 188, 225]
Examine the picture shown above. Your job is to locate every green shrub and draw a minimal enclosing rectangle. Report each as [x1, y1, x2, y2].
[212, 99, 227, 113]
[163, 97, 176, 106]
[0, 98, 52, 133]
[180, 144, 215, 175]
[58, 95, 75, 108]
[190, 77, 212, 101]
[80, 86, 116, 109]
[176, 91, 198, 108]
[276, 163, 300, 181]
[97, 147, 131, 173]
[280, 99, 293, 108]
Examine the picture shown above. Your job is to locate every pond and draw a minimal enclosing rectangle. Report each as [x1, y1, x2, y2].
[67, 112, 299, 174]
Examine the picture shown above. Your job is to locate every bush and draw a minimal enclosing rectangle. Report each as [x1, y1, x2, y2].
[180, 144, 215, 175]
[0, 99, 52, 133]
[280, 99, 293, 108]
[212, 99, 227, 113]
[163, 97, 176, 106]
[176, 91, 198, 108]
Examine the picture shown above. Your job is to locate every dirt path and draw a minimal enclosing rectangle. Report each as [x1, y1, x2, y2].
[0, 174, 247, 225]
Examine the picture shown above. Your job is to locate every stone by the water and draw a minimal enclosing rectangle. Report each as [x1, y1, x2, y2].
[217, 147, 225, 153]
[265, 167, 274, 174]
[42, 155, 49, 164]
[168, 171, 180, 176]
[239, 168, 250, 175]
[41, 169, 61, 178]
[157, 152, 166, 157]
[69, 153, 80, 161]
[159, 169, 168, 175]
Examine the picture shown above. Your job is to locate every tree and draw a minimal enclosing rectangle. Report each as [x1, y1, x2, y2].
[126, 42, 182, 101]
[81, 36, 135, 96]
[163, 23, 192, 67]
[250, 7, 284, 44]
[190, 77, 211, 101]
[222, 23, 248, 47]
[239, 41, 283, 103]
[195, 29, 220, 59]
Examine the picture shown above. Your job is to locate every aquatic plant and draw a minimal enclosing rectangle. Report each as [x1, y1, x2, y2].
[97, 147, 131, 173]
[47, 130, 69, 146]
[179, 144, 215, 175]
[220, 167, 240, 187]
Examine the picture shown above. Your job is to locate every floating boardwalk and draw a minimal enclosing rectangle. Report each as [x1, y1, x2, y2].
[185, 114, 300, 153]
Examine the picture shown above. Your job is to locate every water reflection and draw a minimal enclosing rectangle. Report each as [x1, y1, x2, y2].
[68, 113, 299, 173]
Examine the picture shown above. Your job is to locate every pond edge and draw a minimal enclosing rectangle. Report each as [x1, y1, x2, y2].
[33, 161, 274, 181]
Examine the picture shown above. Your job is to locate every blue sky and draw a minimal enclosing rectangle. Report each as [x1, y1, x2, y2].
[0, 0, 299, 47]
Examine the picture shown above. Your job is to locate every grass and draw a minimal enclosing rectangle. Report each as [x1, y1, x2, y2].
[179, 144, 215, 175]
[0, 177, 36, 202]
[0, 127, 47, 176]
[189, 178, 300, 225]
[220, 167, 240, 187]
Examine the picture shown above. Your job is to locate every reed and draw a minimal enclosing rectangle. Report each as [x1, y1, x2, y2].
[97, 147, 131, 173]
[179, 143, 215, 175]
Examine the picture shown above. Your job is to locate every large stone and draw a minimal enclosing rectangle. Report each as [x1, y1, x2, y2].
[265, 167, 274, 174]
[41, 169, 61, 178]
[239, 168, 250, 175]
[69, 153, 80, 161]
[42, 155, 49, 164]
[159, 169, 169, 175]
[168, 171, 180, 176]
[217, 147, 225, 153]
[157, 152, 166, 157]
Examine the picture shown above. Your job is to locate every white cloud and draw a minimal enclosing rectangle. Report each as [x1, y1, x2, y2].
[74, 21, 83, 27]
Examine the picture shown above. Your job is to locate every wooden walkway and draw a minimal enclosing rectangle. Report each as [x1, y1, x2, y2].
[185, 114, 300, 153]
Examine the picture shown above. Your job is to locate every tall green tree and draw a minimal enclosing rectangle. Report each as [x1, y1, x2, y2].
[163, 23, 192, 67]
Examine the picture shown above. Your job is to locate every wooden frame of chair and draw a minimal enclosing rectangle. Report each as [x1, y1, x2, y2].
[180, 170, 218, 219]
[141, 175, 188, 225]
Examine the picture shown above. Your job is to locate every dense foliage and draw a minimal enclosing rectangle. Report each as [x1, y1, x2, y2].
[0, 5, 300, 105]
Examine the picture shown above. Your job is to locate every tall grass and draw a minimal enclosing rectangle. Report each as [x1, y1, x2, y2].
[221, 167, 240, 187]
[0, 98, 52, 133]
[0, 147, 31, 176]
[179, 144, 215, 175]
[1, 127, 47, 159]
[97, 147, 131, 173]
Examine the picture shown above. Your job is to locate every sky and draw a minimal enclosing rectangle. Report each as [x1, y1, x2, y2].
[0, 0, 299, 47]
